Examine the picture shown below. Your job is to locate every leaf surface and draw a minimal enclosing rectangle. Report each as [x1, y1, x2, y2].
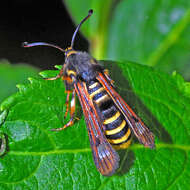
[0, 61, 190, 189]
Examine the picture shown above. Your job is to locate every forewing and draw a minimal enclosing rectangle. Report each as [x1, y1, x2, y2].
[97, 72, 155, 149]
[74, 82, 120, 176]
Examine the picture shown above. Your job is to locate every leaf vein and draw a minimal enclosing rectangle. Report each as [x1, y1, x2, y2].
[2, 156, 42, 185]
[7, 143, 190, 157]
[165, 151, 188, 190]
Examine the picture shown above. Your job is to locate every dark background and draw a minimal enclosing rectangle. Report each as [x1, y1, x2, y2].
[0, 0, 88, 70]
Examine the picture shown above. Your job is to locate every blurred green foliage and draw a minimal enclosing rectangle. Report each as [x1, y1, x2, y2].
[65, 0, 190, 80]
[0, 60, 38, 103]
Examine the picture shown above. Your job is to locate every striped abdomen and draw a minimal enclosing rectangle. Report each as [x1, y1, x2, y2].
[87, 80, 132, 149]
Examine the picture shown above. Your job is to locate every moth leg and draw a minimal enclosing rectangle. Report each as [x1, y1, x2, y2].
[51, 90, 76, 131]
[64, 91, 71, 119]
[44, 66, 64, 81]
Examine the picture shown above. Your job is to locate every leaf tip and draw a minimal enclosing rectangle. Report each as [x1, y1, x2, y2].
[39, 71, 46, 78]
[16, 84, 26, 90]
[55, 65, 62, 70]
[172, 70, 177, 76]
[28, 77, 40, 84]
[28, 77, 34, 83]
[171, 71, 190, 97]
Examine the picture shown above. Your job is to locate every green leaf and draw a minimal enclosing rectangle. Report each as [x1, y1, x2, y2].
[0, 61, 190, 189]
[0, 60, 38, 103]
[106, 0, 190, 80]
[63, 0, 190, 80]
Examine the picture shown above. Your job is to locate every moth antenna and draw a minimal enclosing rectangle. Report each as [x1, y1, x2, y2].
[22, 42, 65, 53]
[71, 9, 93, 48]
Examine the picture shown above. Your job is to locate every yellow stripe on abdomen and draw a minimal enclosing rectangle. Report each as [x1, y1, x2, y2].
[105, 120, 126, 135]
[103, 111, 120, 125]
[94, 94, 110, 105]
[89, 82, 99, 89]
[107, 128, 131, 144]
[89, 87, 104, 99]
[113, 138, 132, 150]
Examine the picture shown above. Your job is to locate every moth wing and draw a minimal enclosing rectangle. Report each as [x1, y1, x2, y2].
[97, 72, 155, 149]
[74, 82, 120, 176]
